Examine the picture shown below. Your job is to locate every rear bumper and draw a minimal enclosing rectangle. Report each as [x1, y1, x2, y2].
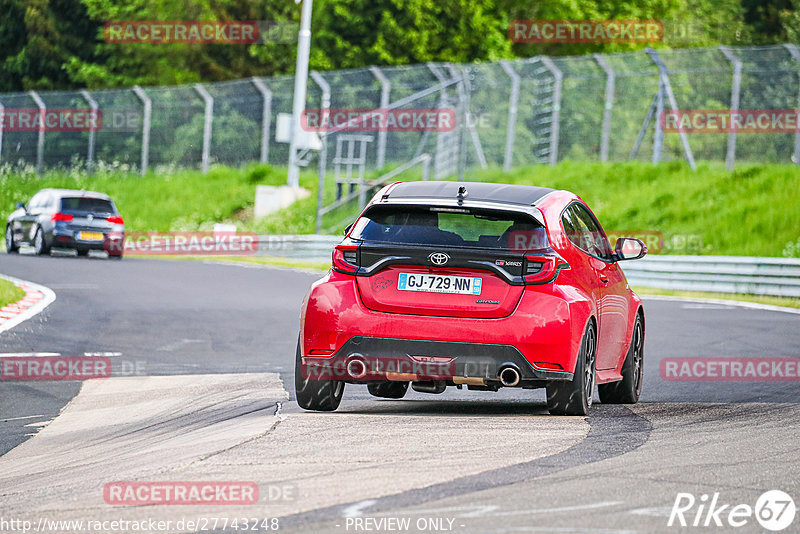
[52, 228, 124, 251]
[302, 336, 573, 383]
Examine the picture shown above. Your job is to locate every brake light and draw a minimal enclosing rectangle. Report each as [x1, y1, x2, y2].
[106, 215, 124, 225]
[524, 254, 569, 285]
[332, 245, 359, 274]
[51, 212, 73, 223]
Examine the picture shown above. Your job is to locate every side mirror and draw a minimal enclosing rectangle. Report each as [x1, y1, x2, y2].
[614, 237, 647, 261]
[15, 202, 25, 210]
[343, 223, 354, 236]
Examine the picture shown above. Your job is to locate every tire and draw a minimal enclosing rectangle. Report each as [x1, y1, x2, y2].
[5, 225, 19, 253]
[547, 322, 596, 416]
[108, 253, 123, 260]
[294, 340, 344, 411]
[367, 381, 409, 399]
[76, 249, 89, 257]
[599, 313, 644, 404]
[33, 226, 50, 256]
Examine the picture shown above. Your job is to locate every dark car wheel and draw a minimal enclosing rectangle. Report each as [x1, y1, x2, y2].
[599, 313, 644, 404]
[547, 322, 596, 416]
[367, 381, 409, 399]
[33, 226, 50, 256]
[295, 340, 344, 411]
[76, 249, 89, 257]
[5, 225, 19, 253]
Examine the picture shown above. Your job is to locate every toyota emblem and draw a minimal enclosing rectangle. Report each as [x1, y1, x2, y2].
[428, 252, 450, 266]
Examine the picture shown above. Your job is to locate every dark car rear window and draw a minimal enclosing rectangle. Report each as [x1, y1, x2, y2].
[60, 197, 115, 214]
[351, 205, 548, 250]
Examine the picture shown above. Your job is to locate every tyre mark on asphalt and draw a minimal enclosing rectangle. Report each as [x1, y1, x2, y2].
[275, 405, 653, 530]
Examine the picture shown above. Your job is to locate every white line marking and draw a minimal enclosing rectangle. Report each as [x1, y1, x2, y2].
[642, 294, 800, 315]
[342, 499, 378, 517]
[0, 275, 56, 334]
[156, 339, 205, 352]
[0, 352, 60, 357]
[84, 352, 122, 357]
[2, 414, 46, 422]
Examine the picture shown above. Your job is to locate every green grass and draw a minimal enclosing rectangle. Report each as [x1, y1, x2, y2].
[0, 278, 24, 308]
[632, 286, 800, 310]
[2, 160, 799, 257]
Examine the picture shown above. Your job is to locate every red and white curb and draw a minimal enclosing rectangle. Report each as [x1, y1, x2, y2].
[0, 274, 56, 334]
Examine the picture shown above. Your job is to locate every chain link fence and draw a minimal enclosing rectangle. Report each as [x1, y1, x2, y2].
[1, 44, 799, 178]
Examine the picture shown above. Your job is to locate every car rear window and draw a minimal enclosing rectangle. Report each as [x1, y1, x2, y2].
[60, 197, 115, 214]
[351, 205, 548, 250]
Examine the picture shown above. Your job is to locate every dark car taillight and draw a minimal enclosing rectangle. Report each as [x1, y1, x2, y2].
[106, 215, 124, 225]
[524, 254, 569, 285]
[332, 245, 359, 274]
[51, 212, 73, 223]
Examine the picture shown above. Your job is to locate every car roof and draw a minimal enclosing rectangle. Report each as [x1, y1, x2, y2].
[37, 188, 112, 200]
[381, 181, 555, 207]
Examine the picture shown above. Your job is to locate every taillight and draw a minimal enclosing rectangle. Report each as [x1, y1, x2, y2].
[332, 245, 359, 274]
[524, 254, 569, 285]
[106, 215, 124, 225]
[51, 212, 73, 223]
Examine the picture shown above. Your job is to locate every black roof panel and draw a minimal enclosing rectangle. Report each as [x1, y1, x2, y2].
[386, 181, 554, 206]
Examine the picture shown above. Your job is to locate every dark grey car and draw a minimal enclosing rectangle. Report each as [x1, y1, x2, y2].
[5, 189, 125, 258]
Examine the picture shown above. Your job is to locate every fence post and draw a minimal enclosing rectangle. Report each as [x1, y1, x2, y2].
[369, 66, 390, 169]
[499, 61, 520, 172]
[132, 86, 151, 176]
[784, 44, 800, 166]
[311, 71, 330, 234]
[251, 77, 272, 164]
[719, 46, 742, 171]
[80, 89, 98, 171]
[540, 57, 562, 166]
[28, 91, 46, 174]
[653, 78, 665, 163]
[0, 100, 4, 164]
[646, 48, 697, 170]
[194, 84, 213, 174]
[450, 64, 488, 171]
[594, 54, 615, 162]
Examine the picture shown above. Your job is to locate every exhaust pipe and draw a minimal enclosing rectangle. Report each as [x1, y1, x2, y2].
[346, 356, 367, 379]
[498, 364, 521, 387]
[411, 381, 446, 394]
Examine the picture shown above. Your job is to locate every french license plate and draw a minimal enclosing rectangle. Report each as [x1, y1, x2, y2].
[78, 232, 104, 242]
[397, 273, 482, 295]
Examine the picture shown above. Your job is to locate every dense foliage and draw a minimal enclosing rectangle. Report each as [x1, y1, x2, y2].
[0, 0, 797, 91]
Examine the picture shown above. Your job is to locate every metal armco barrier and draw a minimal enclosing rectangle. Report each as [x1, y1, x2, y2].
[255, 238, 800, 298]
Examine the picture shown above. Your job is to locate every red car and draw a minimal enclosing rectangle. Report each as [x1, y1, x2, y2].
[296, 181, 647, 415]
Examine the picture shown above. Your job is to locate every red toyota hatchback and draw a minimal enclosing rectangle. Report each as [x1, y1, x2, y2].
[297, 181, 647, 415]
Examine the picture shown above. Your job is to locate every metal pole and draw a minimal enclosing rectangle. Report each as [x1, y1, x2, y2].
[647, 48, 696, 170]
[540, 57, 562, 166]
[450, 64, 488, 171]
[288, 0, 314, 188]
[594, 54, 615, 162]
[132, 86, 151, 176]
[500, 60, 520, 172]
[311, 71, 330, 231]
[653, 78, 665, 164]
[194, 84, 213, 174]
[80, 89, 98, 171]
[251, 77, 272, 164]
[369, 66, 391, 169]
[719, 46, 742, 171]
[428, 63, 450, 178]
[28, 91, 46, 174]
[785, 44, 800, 166]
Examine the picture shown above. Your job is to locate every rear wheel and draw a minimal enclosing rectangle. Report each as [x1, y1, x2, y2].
[108, 252, 123, 260]
[547, 322, 596, 416]
[599, 314, 644, 404]
[294, 340, 344, 411]
[33, 226, 50, 256]
[367, 381, 409, 399]
[5, 225, 19, 253]
[76, 249, 89, 257]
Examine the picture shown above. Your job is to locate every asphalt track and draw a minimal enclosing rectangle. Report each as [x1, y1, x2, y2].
[0, 252, 798, 533]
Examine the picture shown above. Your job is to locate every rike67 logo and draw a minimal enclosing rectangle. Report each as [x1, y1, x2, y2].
[669, 490, 796, 531]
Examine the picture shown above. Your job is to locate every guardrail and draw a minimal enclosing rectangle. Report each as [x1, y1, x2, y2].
[254, 237, 800, 298]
